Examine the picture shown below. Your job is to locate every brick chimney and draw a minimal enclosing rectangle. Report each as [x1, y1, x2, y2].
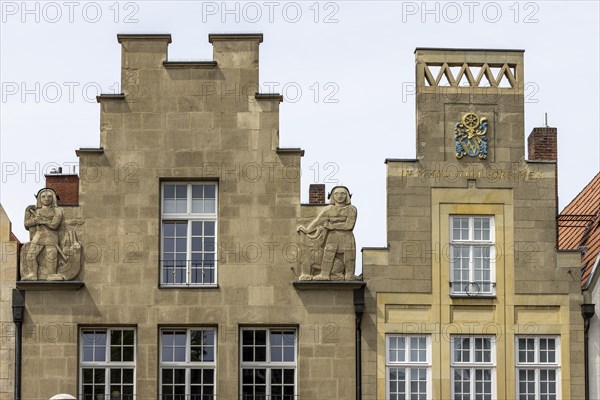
[45, 169, 79, 206]
[528, 127, 557, 161]
[309, 184, 326, 204]
[527, 125, 559, 242]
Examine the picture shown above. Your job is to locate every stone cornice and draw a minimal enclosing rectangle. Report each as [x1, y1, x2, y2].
[208, 33, 263, 43]
[117, 34, 172, 43]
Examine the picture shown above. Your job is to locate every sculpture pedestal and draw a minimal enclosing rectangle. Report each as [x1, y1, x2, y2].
[292, 281, 366, 291]
[15, 281, 84, 291]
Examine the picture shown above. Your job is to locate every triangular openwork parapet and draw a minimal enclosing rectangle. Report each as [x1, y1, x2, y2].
[416, 48, 524, 91]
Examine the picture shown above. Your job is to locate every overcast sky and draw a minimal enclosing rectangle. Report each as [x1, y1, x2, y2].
[1, 1, 599, 270]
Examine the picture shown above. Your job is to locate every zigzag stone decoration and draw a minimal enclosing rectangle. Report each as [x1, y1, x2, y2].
[424, 63, 517, 88]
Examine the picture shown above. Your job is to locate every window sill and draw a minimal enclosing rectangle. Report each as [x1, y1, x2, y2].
[159, 284, 219, 289]
[450, 294, 497, 300]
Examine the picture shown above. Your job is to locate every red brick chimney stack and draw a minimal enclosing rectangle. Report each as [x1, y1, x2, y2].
[528, 126, 557, 161]
[309, 184, 326, 204]
[45, 167, 79, 206]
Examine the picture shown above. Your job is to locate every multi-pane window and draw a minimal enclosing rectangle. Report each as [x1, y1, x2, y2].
[450, 216, 495, 296]
[240, 328, 296, 400]
[160, 328, 216, 399]
[516, 336, 560, 400]
[80, 328, 135, 400]
[451, 336, 496, 400]
[386, 335, 431, 400]
[161, 182, 217, 286]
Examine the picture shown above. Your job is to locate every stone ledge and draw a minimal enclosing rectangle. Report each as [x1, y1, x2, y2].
[362, 246, 389, 251]
[255, 93, 284, 103]
[16, 281, 85, 291]
[96, 94, 125, 103]
[293, 281, 366, 291]
[76, 147, 104, 156]
[163, 61, 217, 69]
[415, 47, 525, 53]
[208, 33, 263, 43]
[385, 158, 419, 164]
[526, 159, 557, 164]
[117, 34, 172, 43]
[276, 147, 305, 156]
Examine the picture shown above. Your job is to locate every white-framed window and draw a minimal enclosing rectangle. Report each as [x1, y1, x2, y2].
[516, 336, 560, 400]
[161, 182, 217, 287]
[159, 328, 216, 399]
[240, 328, 297, 400]
[450, 216, 496, 296]
[386, 335, 431, 400]
[79, 328, 136, 400]
[451, 336, 496, 400]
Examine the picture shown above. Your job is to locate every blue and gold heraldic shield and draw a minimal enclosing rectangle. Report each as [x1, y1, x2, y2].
[455, 112, 488, 159]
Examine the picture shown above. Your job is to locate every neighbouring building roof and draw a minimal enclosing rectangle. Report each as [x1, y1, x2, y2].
[558, 172, 600, 288]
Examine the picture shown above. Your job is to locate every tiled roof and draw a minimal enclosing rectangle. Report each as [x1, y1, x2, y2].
[558, 172, 600, 287]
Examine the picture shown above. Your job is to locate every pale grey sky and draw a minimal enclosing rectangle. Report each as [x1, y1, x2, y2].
[1, 1, 599, 270]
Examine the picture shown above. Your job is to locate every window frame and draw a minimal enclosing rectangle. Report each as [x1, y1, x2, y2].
[239, 327, 298, 400]
[450, 335, 497, 400]
[515, 336, 561, 400]
[385, 334, 432, 400]
[79, 327, 136, 400]
[449, 215, 496, 297]
[160, 181, 218, 288]
[159, 327, 217, 399]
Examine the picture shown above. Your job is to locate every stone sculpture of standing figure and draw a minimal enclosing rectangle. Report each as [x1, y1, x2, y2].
[21, 188, 65, 281]
[297, 186, 358, 281]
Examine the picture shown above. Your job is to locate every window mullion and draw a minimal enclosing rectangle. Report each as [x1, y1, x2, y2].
[187, 183, 192, 214]
[187, 219, 192, 284]
[105, 366, 110, 395]
[187, 184, 192, 285]
[469, 338, 475, 399]
[535, 368, 540, 400]
[469, 244, 475, 285]
[406, 366, 411, 398]
[186, 366, 191, 397]
[266, 329, 272, 396]
[105, 329, 112, 392]
[469, 367, 474, 399]
[469, 216, 474, 241]
[266, 365, 272, 398]
[187, 330, 191, 363]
